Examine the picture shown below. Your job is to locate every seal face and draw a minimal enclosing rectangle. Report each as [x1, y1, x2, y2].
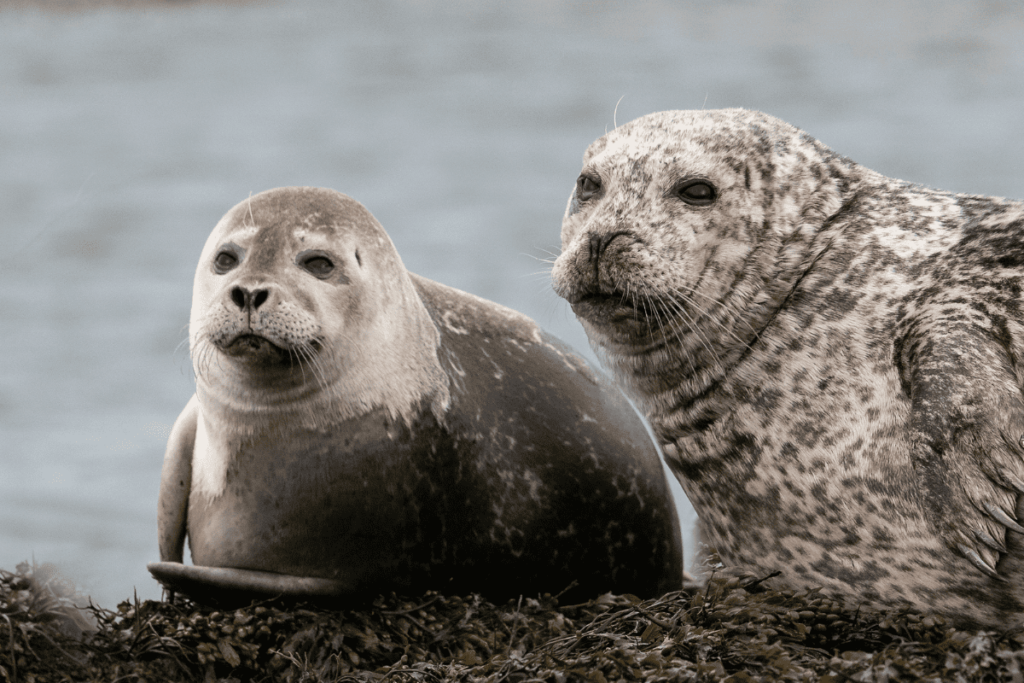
[152, 187, 683, 604]
[551, 108, 1024, 628]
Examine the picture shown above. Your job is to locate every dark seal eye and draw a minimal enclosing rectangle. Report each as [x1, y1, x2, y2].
[673, 179, 717, 206]
[214, 250, 238, 274]
[576, 173, 602, 201]
[302, 255, 335, 278]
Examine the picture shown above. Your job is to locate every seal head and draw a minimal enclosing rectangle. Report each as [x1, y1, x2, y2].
[189, 187, 448, 432]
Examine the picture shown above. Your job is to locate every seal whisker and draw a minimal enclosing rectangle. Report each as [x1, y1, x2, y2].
[625, 282, 667, 349]
[288, 344, 323, 404]
[659, 292, 726, 372]
[291, 346, 309, 386]
[644, 287, 720, 375]
[633, 284, 671, 346]
[526, 268, 558, 281]
[194, 332, 226, 384]
[198, 343, 216, 382]
[174, 337, 190, 356]
[665, 291, 746, 347]
[290, 343, 314, 385]
[636, 291, 720, 380]
[307, 343, 333, 394]
[189, 332, 212, 382]
[613, 94, 625, 129]
[529, 248, 562, 262]
[670, 286, 761, 339]
[305, 345, 333, 405]
[628, 283, 655, 334]
[174, 322, 192, 356]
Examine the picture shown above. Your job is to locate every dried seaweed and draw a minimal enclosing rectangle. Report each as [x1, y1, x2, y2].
[3, 562, 1024, 682]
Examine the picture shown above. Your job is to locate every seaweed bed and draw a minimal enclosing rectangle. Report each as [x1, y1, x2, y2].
[3, 563, 1024, 682]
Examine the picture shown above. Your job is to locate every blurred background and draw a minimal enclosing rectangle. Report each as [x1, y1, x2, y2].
[1, 0, 1022, 608]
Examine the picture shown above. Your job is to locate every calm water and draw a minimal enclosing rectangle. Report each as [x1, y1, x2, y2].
[1, 0, 1022, 608]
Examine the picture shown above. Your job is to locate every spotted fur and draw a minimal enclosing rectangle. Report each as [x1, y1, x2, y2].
[551, 108, 1024, 628]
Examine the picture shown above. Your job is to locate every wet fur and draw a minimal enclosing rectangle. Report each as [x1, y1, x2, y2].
[552, 108, 1024, 628]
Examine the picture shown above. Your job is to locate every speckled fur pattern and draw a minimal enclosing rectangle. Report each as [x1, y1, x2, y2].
[551, 108, 1024, 628]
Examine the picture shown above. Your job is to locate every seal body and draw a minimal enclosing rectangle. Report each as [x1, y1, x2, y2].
[153, 186, 682, 604]
[551, 108, 1024, 628]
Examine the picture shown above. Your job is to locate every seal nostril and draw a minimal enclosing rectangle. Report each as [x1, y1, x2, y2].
[589, 234, 603, 263]
[230, 286, 268, 310]
[586, 231, 633, 289]
[589, 231, 632, 264]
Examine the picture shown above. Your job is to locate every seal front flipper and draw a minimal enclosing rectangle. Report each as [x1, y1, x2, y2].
[158, 395, 198, 563]
[899, 317, 1024, 578]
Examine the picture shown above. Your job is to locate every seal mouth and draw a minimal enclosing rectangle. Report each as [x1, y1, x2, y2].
[221, 333, 291, 362]
[571, 291, 656, 323]
[216, 333, 327, 367]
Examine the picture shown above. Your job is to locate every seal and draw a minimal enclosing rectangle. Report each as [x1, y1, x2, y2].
[551, 108, 1024, 628]
[149, 186, 683, 605]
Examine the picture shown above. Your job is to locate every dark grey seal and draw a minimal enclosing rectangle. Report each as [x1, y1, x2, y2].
[150, 186, 683, 605]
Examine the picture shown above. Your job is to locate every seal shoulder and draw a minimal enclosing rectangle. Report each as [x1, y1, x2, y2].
[409, 273, 543, 343]
[410, 272, 607, 395]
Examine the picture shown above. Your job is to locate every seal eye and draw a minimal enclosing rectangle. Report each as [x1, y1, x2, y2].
[577, 174, 602, 201]
[673, 180, 717, 206]
[214, 251, 238, 274]
[302, 255, 335, 279]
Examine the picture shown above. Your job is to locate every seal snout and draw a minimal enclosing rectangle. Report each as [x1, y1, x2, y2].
[207, 283, 306, 361]
[554, 230, 635, 306]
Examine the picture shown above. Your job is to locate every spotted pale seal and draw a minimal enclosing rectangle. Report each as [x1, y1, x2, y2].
[551, 108, 1024, 628]
[149, 186, 682, 605]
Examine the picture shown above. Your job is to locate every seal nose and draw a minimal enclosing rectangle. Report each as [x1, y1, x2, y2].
[588, 233, 604, 264]
[588, 231, 631, 265]
[586, 230, 632, 289]
[230, 286, 269, 311]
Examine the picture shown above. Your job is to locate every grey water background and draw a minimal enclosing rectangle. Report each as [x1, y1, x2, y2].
[1, 0, 1022, 609]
